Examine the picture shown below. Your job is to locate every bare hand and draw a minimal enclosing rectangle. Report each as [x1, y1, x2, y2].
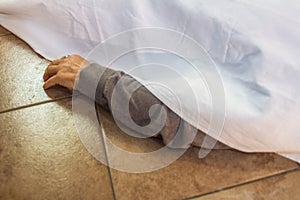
[43, 54, 90, 90]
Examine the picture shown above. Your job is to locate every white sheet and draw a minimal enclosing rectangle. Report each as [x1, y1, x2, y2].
[1, 0, 300, 162]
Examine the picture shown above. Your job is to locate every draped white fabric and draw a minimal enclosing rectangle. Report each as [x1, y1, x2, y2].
[1, 0, 300, 162]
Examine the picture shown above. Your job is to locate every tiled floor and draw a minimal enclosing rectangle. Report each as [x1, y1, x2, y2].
[0, 32, 71, 112]
[0, 25, 299, 200]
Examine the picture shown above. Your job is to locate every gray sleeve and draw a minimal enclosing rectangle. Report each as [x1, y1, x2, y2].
[76, 63, 230, 150]
[77, 63, 178, 126]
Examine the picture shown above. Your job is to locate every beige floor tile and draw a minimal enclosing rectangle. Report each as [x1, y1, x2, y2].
[98, 110, 298, 200]
[0, 34, 71, 112]
[0, 25, 11, 36]
[194, 169, 300, 200]
[0, 99, 114, 200]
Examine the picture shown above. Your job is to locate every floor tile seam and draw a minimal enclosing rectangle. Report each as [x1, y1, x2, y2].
[0, 96, 73, 114]
[95, 103, 117, 200]
[184, 167, 300, 200]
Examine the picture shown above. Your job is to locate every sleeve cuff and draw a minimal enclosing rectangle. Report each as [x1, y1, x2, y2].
[75, 63, 115, 110]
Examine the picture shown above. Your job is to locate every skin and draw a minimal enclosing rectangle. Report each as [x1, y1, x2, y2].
[43, 54, 89, 90]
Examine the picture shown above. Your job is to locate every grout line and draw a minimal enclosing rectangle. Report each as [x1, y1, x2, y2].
[1, 93, 118, 199]
[0, 96, 72, 114]
[95, 103, 117, 200]
[185, 167, 300, 200]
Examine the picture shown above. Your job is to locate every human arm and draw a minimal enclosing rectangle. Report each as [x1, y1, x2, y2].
[43, 54, 229, 149]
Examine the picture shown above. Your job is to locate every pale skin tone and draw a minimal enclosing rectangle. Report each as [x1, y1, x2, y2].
[43, 54, 89, 90]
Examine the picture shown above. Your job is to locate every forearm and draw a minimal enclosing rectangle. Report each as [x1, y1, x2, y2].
[76, 63, 182, 144]
[76, 63, 229, 149]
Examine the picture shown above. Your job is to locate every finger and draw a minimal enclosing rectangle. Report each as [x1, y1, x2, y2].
[43, 75, 60, 89]
[50, 57, 65, 65]
[43, 72, 77, 89]
[43, 64, 60, 81]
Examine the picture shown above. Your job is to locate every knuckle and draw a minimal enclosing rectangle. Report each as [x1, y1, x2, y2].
[56, 71, 64, 79]
[71, 65, 79, 71]
[60, 64, 69, 70]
